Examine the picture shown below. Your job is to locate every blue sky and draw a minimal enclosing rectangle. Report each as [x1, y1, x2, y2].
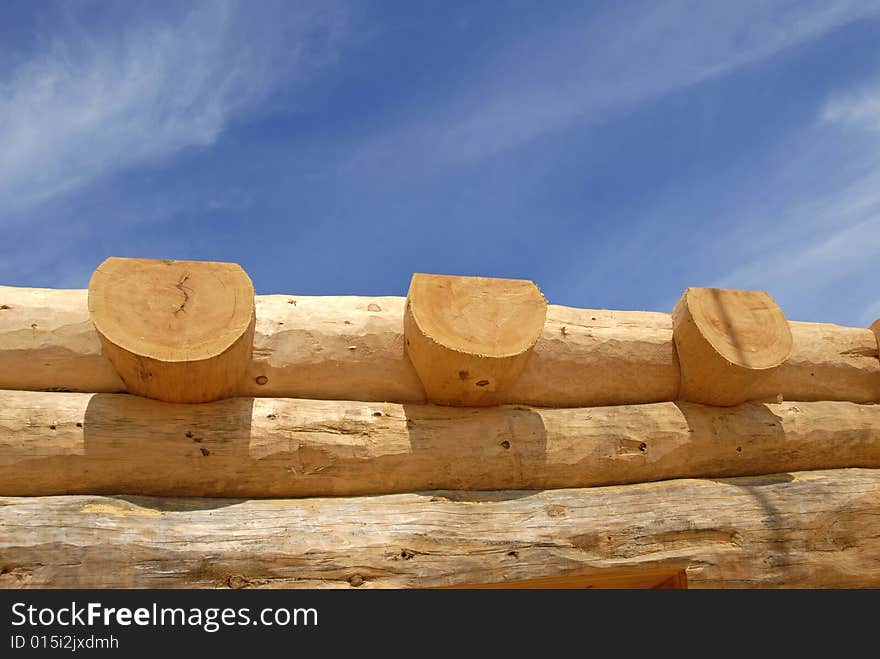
[2, 1, 880, 326]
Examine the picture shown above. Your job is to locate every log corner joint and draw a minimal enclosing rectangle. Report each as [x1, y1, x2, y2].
[403, 272, 547, 406]
[672, 286, 793, 406]
[87, 256, 256, 403]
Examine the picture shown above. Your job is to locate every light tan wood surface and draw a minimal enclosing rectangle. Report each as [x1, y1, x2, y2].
[2, 469, 878, 588]
[1, 286, 877, 406]
[88, 257, 255, 403]
[673, 287, 794, 406]
[404, 273, 547, 405]
[2, 390, 879, 497]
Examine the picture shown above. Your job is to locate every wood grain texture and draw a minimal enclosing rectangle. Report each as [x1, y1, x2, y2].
[673, 288, 793, 406]
[1, 286, 878, 407]
[88, 258, 255, 403]
[404, 273, 547, 405]
[2, 390, 879, 497]
[0, 287, 125, 393]
[2, 469, 879, 588]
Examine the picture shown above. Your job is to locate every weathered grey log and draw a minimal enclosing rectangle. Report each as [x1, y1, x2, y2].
[1, 469, 879, 588]
[2, 390, 880, 497]
[1, 286, 878, 407]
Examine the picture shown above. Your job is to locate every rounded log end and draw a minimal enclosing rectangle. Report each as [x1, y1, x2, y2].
[407, 273, 547, 357]
[88, 257, 255, 403]
[405, 273, 547, 406]
[677, 287, 792, 369]
[673, 287, 792, 406]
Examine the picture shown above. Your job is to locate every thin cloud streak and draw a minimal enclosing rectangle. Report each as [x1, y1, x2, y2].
[712, 86, 880, 324]
[0, 0, 345, 220]
[549, 43, 880, 326]
[350, 0, 880, 170]
[823, 83, 880, 131]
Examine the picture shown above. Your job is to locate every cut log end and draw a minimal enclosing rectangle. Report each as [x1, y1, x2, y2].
[88, 257, 255, 403]
[407, 273, 547, 357]
[684, 287, 792, 369]
[870, 318, 880, 350]
[673, 287, 793, 406]
[404, 273, 547, 406]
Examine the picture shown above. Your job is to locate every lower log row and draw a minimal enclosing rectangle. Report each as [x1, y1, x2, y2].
[2, 468, 879, 588]
[2, 390, 879, 497]
[1, 286, 879, 407]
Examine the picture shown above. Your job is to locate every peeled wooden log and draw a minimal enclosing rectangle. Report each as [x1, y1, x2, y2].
[0, 286, 878, 407]
[0, 287, 125, 393]
[88, 257, 255, 403]
[673, 287, 793, 406]
[2, 468, 879, 588]
[2, 390, 880, 497]
[0, 287, 675, 405]
[764, 321, 879, 403]
[507, 305, 677, 406]
[403, 273, 547, 405]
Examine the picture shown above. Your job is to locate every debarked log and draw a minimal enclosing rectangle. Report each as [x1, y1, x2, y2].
[1, 390, 879, 497]
[1, 468, 879, 588]
[672, 287, 793, 406]
[87, 257, 256, 403]
[1, 286, 878, 407]
[403, 273, 547, 406]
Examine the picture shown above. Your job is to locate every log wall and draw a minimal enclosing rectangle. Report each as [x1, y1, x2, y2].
[2, 286, 878, 407]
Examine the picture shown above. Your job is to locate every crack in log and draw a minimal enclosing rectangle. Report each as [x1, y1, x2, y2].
[173, 273, 192, 316]
[839, 346, 878, 357]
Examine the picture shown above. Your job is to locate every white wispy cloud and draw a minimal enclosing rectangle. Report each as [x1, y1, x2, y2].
[714, 193, 880, 323]
[823, 83, 880, 131]
[0, 0, 346, 219]
[539, 1, 880, 326]
[351, 0, 880, 169]
[355, 0, 879, 325]
[710, 86, 880, 324]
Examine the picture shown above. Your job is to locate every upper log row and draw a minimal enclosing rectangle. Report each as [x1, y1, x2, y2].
[1, 271, 879, 408]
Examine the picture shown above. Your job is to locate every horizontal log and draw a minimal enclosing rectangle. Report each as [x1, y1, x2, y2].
[2, 390, 880, 497]
[1, 286, 878, 407]
[2, 468, 879, 588]
[0, 287, 125, 393]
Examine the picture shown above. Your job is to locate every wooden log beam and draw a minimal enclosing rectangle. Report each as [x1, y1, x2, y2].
[88, 257, 256, 403]
[404, 273, 547, 406]
[673, 287, 793, 406]
[1, 286, 878, 407]
[2, 468, 879, 588]
[2, 390, 880, 497]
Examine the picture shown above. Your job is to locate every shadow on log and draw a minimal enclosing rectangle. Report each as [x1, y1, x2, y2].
[1, 390, 879, 497]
